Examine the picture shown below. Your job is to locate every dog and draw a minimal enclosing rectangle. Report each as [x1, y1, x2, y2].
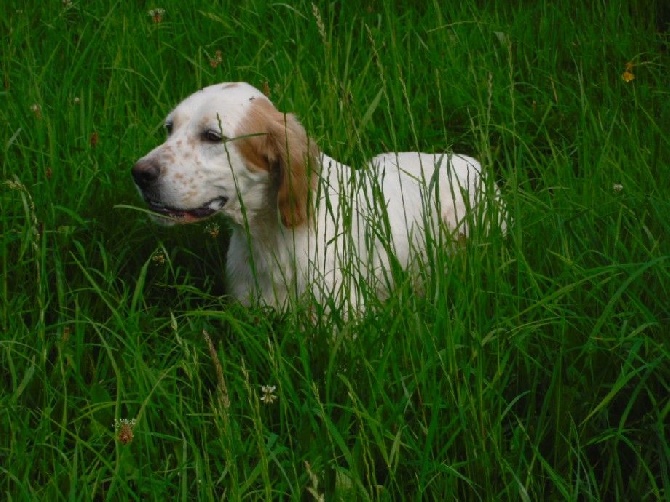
[132, 82, 504, 311]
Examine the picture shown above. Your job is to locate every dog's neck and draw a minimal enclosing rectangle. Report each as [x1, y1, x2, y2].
[229, 181, 309, 251]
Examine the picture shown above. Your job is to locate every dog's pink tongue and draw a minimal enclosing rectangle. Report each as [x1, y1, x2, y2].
[180, 212, 200, 223]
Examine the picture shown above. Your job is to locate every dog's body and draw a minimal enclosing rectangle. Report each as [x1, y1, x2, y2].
[132, 82, 503, 310]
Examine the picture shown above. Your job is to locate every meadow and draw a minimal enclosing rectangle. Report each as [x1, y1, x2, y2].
[1, 0, 669, 499]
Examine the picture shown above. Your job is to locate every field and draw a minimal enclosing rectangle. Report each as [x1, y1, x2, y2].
[2, 0, 669, 499]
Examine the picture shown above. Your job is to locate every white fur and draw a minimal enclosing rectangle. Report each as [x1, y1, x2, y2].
[133, 82, 504, 311]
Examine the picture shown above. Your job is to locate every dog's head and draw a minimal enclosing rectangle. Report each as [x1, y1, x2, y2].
[132, 82, 319, 228]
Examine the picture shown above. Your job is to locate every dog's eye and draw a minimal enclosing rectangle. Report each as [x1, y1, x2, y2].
[202, 129, 226, 143]
[165, 121, 173, 135]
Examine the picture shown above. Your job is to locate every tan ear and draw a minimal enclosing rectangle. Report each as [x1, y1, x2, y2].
[265, 113, 319, 227]
[235, 98, 319, 227]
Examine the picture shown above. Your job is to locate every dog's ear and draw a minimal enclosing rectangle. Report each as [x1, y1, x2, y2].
[265, 113, 318, 228]
[236, 99, 319, 228]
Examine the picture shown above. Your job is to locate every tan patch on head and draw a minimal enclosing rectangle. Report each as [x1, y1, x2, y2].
[234, 98, 320, 228]
[221, 83, 240, 90]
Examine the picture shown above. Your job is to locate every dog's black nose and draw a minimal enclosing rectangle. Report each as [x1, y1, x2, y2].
[132, 158, 161, 189]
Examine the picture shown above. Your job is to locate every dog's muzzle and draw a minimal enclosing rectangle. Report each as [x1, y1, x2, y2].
[131, 158, 227, 223]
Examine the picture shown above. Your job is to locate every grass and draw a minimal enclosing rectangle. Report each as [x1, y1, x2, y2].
[1, 0, 669, 499]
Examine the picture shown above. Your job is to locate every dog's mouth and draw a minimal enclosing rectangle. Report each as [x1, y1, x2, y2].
[145, 197, 228, 224]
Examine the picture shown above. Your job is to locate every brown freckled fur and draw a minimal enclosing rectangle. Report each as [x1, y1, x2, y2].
[234, 98, 319, 228]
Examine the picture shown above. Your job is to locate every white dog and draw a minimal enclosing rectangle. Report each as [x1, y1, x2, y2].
[132, 82, 504, 310]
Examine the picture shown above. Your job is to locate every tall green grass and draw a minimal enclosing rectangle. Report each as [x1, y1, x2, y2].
[1, 0, 669, 499]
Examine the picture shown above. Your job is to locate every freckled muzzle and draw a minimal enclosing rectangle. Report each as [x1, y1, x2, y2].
[131, 158, 228, 224]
